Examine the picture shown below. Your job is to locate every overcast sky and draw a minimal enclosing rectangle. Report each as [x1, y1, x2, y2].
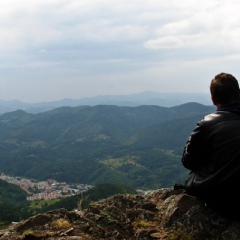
[0, 0, 240, 102]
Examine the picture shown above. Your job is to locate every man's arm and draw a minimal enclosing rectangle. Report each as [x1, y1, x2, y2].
[182, 123, 207, 171]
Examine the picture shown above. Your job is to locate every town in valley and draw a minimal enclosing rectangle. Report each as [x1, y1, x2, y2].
[0, 173, 93, 201]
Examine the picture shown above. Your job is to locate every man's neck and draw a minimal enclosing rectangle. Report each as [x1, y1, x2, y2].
[216, 103, 221, 108]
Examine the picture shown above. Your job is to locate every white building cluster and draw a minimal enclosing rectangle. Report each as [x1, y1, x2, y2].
[0, 173, 93, 201]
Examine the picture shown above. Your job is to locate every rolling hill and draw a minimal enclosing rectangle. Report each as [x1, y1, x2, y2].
[0, 103, 215, 189]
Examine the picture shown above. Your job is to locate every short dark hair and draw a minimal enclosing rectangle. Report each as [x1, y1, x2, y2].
[210, 73, 240, 104]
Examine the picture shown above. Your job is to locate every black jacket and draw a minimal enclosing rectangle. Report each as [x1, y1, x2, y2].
[182, 101, 240, 218]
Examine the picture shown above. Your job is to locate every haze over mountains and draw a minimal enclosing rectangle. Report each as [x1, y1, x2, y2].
[0, 91, 212, 114]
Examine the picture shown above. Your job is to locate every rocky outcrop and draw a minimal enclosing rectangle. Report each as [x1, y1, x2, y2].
[1, 188, 240, 240]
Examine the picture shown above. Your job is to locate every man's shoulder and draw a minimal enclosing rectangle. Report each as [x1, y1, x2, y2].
[199, 111, 240, 126]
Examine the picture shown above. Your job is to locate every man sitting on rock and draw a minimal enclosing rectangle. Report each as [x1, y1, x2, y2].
[182, 72, 240, 219]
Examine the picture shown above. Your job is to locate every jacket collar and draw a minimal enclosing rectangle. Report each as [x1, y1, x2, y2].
[217, 100, 240, 113]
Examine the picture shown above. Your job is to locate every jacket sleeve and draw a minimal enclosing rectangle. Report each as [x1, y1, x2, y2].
[182, 122, 207, 171]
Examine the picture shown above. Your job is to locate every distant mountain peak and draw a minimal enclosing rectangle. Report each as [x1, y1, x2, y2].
[0, 92, 212, 114]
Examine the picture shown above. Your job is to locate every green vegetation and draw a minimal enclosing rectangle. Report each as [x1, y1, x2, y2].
[29, 199, 61, 215]
[0, 182, 136, 225]
[0, 103, 214, 189]
[0, 103, 215, 224]
[0, 180, 30, 225]
[36, 183, 136, 213]
[0, 179, 27, 204]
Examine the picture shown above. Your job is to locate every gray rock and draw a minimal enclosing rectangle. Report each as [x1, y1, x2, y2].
[1, 188, 240, 239]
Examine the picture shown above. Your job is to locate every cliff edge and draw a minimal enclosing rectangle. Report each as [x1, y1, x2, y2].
[1, 188, 240, 240]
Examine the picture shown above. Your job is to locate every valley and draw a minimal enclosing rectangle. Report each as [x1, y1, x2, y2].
[0, 102, 216, 224]
[0, 173, 93, 201]
[0, 103, 215, 189]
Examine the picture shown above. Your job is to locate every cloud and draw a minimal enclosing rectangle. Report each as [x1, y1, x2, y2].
[143, 0, 240, 55]
[1, 0, 240, 102]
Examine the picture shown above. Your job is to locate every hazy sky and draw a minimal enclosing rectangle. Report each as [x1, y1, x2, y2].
[1, 0, 240, 102]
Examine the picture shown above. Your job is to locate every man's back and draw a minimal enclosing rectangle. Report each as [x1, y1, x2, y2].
[182, 73, 240, 219]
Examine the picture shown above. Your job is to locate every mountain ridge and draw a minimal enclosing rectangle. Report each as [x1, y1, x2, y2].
[0, 102, 215, 188]
[0, 91, 212, 114]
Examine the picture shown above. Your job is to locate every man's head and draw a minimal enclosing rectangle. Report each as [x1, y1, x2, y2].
[210, 73, 240, 106]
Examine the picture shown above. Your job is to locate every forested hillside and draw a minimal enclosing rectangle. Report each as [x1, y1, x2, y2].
[0, 103, 215, 189]
[0, 180, 28, 225]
